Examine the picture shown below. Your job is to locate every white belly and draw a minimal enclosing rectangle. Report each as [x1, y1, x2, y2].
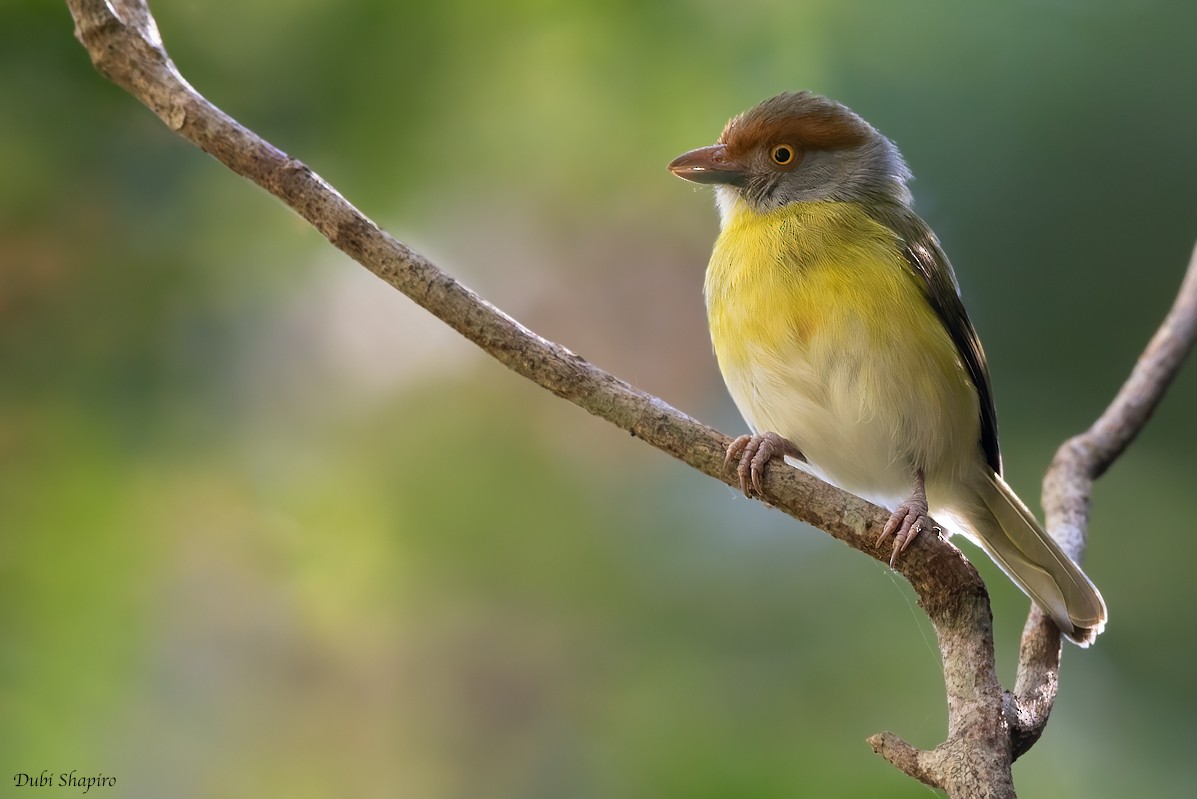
[720, 317, 981, 510]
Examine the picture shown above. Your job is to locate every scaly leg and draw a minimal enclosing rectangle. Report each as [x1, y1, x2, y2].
[725, 432, 804, 498]
[876, 469, 932, 567]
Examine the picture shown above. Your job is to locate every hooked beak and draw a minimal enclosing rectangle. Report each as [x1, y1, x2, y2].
[667, 144, 747, 187]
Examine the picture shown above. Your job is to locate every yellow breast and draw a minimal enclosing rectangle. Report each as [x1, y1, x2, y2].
[704, 194, 979, 502]
[706, 197, 924, 362]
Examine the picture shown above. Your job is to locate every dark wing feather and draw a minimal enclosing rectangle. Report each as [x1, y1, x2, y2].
[886, 209, 1002, 475]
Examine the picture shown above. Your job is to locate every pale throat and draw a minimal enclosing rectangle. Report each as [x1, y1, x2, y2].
[715, 186, 750, 229]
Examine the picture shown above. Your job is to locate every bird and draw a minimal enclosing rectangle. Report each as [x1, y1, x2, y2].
[667, 91, 1106, 645]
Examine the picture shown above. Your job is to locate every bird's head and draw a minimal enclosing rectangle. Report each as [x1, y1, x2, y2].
[668, 91, 913, 219]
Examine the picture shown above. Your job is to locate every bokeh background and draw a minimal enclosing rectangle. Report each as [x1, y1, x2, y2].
[4, 1, 1197, 796]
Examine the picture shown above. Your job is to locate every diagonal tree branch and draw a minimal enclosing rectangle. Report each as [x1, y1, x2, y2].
[63, 1, 1197, 796]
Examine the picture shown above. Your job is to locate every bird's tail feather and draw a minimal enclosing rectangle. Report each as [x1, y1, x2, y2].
[969, 472, 1107, 646]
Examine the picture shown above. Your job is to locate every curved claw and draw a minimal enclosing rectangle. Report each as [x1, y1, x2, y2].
[877, 472, 931, 566]
[724, 434, 753, 471]
[880, 511, 924, 566]
[723, 432, 802, 498]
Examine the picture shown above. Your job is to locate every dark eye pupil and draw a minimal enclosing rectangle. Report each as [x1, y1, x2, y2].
[774, 146, 792, 163]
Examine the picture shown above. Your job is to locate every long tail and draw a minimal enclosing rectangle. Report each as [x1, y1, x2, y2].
[967, 472, 1107, 646]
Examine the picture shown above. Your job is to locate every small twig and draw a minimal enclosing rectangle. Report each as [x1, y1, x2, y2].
[1005, 244, 1197, 753]
[868, 732, 937, 786]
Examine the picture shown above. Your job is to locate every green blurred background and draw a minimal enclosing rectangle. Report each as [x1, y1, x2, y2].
[3, 1, 1196, 796]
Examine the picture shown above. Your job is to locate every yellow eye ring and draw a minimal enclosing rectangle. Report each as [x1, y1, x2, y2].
[770, 144, 797, 166]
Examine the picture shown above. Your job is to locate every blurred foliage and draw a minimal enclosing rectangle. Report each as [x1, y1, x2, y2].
[3, 0, 1197, 796]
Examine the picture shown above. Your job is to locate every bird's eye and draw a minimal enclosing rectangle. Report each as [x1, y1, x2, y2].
[770, 144, 797, 166]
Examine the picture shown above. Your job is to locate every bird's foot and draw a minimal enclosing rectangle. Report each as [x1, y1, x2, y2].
[724, 432, 803, 497]
[876, 472, 935, 567]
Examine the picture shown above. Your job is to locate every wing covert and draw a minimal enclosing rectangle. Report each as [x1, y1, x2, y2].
[892, 212, 1002, 475]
